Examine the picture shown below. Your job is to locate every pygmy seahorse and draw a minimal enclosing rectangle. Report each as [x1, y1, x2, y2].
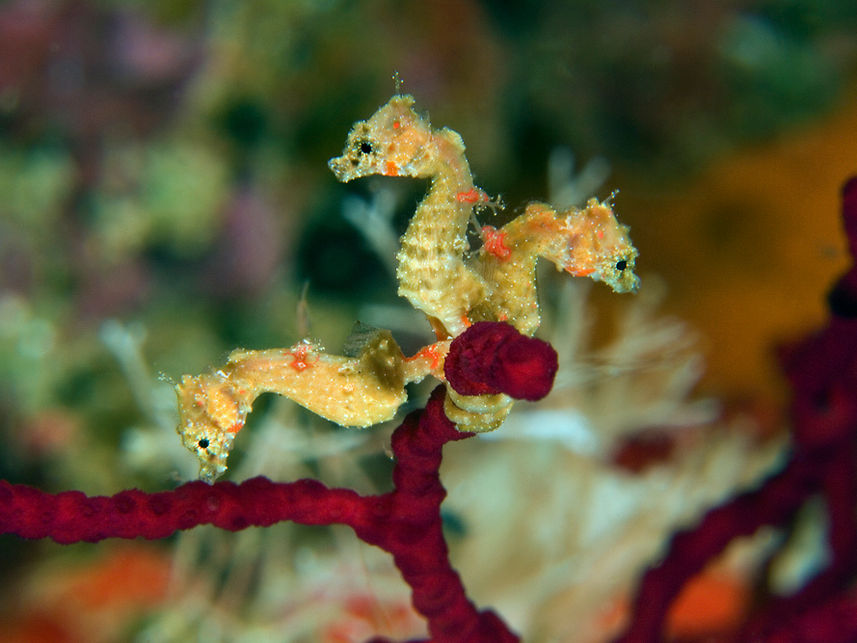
[328, 94, 487, 339]
[469, 198, 639, 336]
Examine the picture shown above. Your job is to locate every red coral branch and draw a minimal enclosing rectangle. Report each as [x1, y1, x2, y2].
[0, 322, 557, 643]
[444, 321, 558, 400]
[616, 176, 857, 642]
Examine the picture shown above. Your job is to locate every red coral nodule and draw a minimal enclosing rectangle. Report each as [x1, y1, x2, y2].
[444, 322, 558, 401]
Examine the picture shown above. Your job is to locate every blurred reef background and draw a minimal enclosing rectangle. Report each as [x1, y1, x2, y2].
[2, 1, 857, 641]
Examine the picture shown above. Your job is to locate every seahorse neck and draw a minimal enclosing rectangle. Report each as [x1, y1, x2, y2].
[422, 131, 474, 222]
[395, 129, 486, 336]
[431, 128, 474, 187]
[400, 129, 477, 248]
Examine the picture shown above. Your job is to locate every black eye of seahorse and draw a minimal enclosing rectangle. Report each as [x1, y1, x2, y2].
[359, 141, 373, 154]
[615, 259, 627, 271]
[198, 438, 210, 449]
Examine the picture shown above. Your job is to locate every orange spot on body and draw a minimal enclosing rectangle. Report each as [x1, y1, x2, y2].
[384, 161, 399, 176]
[392, 120, 401, 129]
[566, 266, 595, 277]
[228, 420, 244, 434]
[482, 225, 512, 260]
[285, 343, 316, 372]
[407, 343, 444, 371]
[456, 188, 488, 203]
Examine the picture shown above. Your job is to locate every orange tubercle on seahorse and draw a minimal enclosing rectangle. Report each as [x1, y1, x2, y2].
[284, 341, 317, 372]
[407, 344, 443, 371]
[481, 225, 511, 260]
[404, 341, 451, 377]
[566, 266, 596, 277]
[457, 188, 489, 203]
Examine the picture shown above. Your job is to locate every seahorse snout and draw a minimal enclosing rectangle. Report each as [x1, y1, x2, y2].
[328, 155, 352, 182]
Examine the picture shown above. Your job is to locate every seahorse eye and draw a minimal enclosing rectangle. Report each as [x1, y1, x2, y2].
[359, 141, 373, 154]
[198, 438, 210, 449]
[615, 259, 627, 271]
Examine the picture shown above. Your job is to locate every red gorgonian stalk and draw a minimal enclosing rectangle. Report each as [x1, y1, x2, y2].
[0, 321, 557, 643]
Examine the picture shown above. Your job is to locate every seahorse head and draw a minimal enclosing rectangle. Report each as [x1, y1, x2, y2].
[560, 199, 640, 293]
[174, 373, 249, 482]
[328, 94, 435, 182]
[521, 200, 639, 294]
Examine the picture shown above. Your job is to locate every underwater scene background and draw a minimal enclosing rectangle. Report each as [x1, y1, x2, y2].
[2, 1, 857, 641]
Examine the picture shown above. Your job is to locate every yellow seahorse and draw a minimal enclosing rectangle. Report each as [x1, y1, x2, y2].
[469, 199, 639, 336]
[328, 94, 487, 339]
[175, 327, 449, 482]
